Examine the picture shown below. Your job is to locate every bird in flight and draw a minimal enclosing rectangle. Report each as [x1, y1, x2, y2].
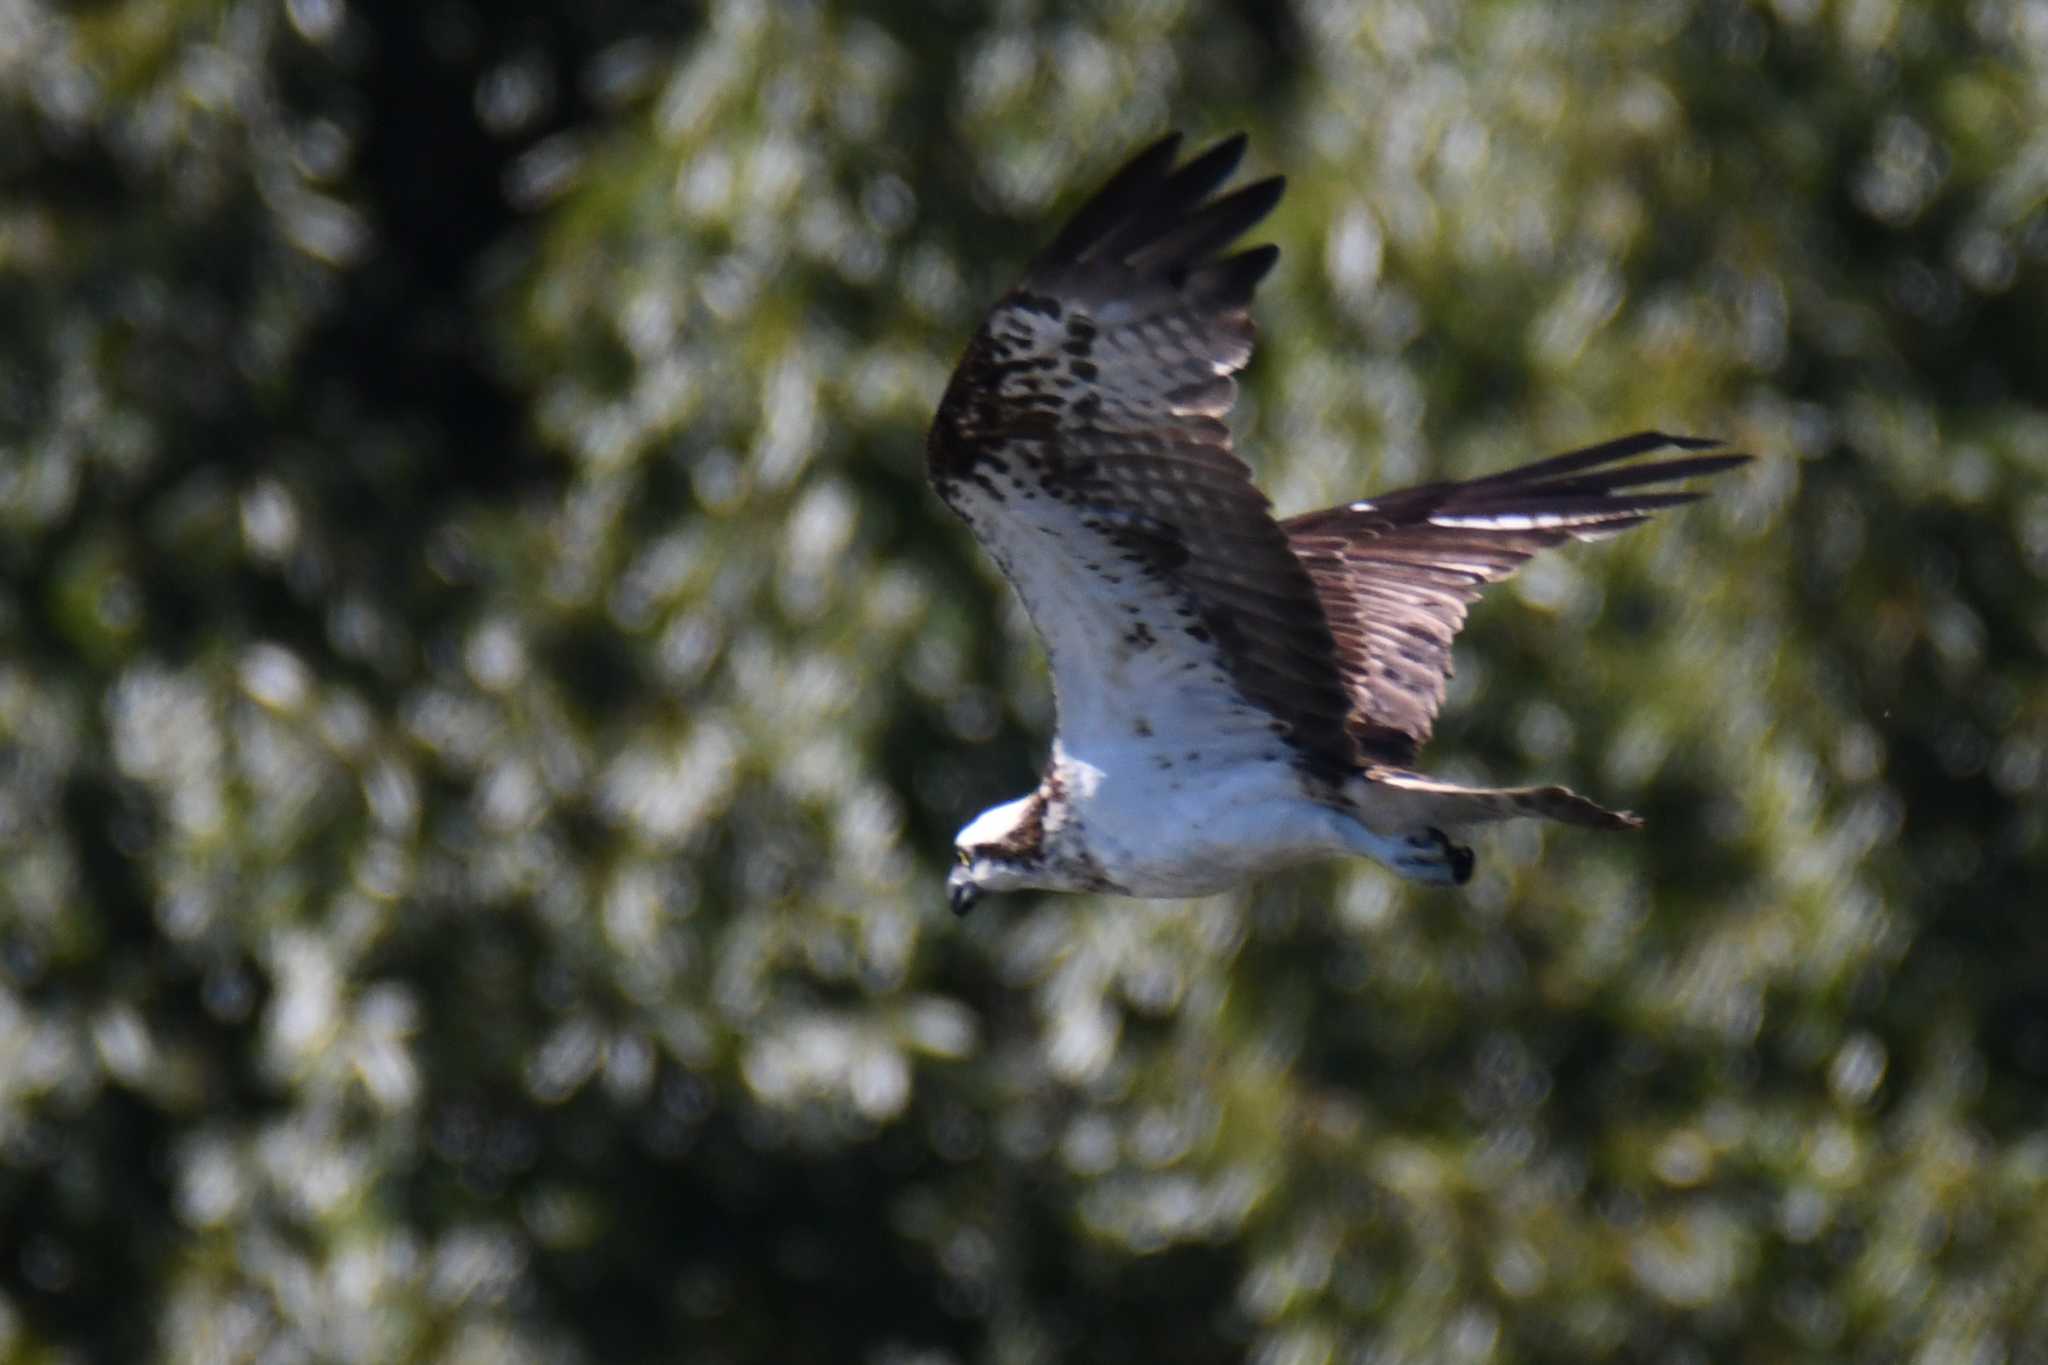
[926, 132, 1749, 916]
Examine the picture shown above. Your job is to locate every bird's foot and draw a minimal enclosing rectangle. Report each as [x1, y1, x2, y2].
[1393, 827, 1474, 886]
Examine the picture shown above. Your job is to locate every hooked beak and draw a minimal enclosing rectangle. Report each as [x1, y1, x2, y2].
[946, 865, 982, 917]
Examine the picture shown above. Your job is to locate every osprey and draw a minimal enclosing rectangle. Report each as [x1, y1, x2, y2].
[927, 132, 1749, 916]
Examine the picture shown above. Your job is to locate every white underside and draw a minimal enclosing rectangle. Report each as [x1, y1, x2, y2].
[1032, 741, 1453, 896]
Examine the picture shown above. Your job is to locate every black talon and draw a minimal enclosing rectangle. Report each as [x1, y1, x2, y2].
[1426, 827, 1476, 886]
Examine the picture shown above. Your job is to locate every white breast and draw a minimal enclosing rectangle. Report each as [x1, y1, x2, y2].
[1048, 738, 1356, 897]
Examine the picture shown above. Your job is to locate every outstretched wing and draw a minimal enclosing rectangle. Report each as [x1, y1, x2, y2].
[927, 133, 1359, 781]
[1283, 432, 1752, 765]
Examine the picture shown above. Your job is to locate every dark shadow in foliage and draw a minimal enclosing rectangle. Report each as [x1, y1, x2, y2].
[382, 897, 1250, 1362]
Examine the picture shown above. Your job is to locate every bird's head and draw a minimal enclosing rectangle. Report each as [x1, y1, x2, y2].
[947, 794, 1046, 916]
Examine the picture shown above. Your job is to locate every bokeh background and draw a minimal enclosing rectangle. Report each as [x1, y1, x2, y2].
[3, 0, 2046, 1360]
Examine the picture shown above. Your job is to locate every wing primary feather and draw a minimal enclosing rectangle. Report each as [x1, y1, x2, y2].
[1428, 491, 1708, 522]
[1456, 431, 1726, 488]
[1127, 177, 1286, 273]
[1035, 132, 1184, 266]
[1089, 134, 1251, 263]
[1519, 451, 1751, 493]
[1187, 245, 1281, 306]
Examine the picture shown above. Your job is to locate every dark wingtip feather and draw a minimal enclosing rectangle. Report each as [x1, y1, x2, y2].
[1531, 452, 1754, 497]
[1036, 131, 1185, 266]
[1189, 244, 1280, 306]
[1128, 175, 1285, 272]
[1092, 133, 1256, 264]
[1627, 451, 1753, 482]
[1034, 131, 1275, 276]
[1153, 133, 1249, 210]
[1168, 132, 1249, 193]
[1461, 432, 1751, 489]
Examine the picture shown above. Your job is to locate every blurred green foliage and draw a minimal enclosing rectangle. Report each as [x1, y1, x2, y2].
[1, 0, 2045, 1360]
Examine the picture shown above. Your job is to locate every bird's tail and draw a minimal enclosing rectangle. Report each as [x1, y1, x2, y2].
[1358, 767, 1642, 832]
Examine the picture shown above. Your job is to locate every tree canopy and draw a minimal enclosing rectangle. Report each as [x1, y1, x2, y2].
[2, 0, 2044, 1360]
